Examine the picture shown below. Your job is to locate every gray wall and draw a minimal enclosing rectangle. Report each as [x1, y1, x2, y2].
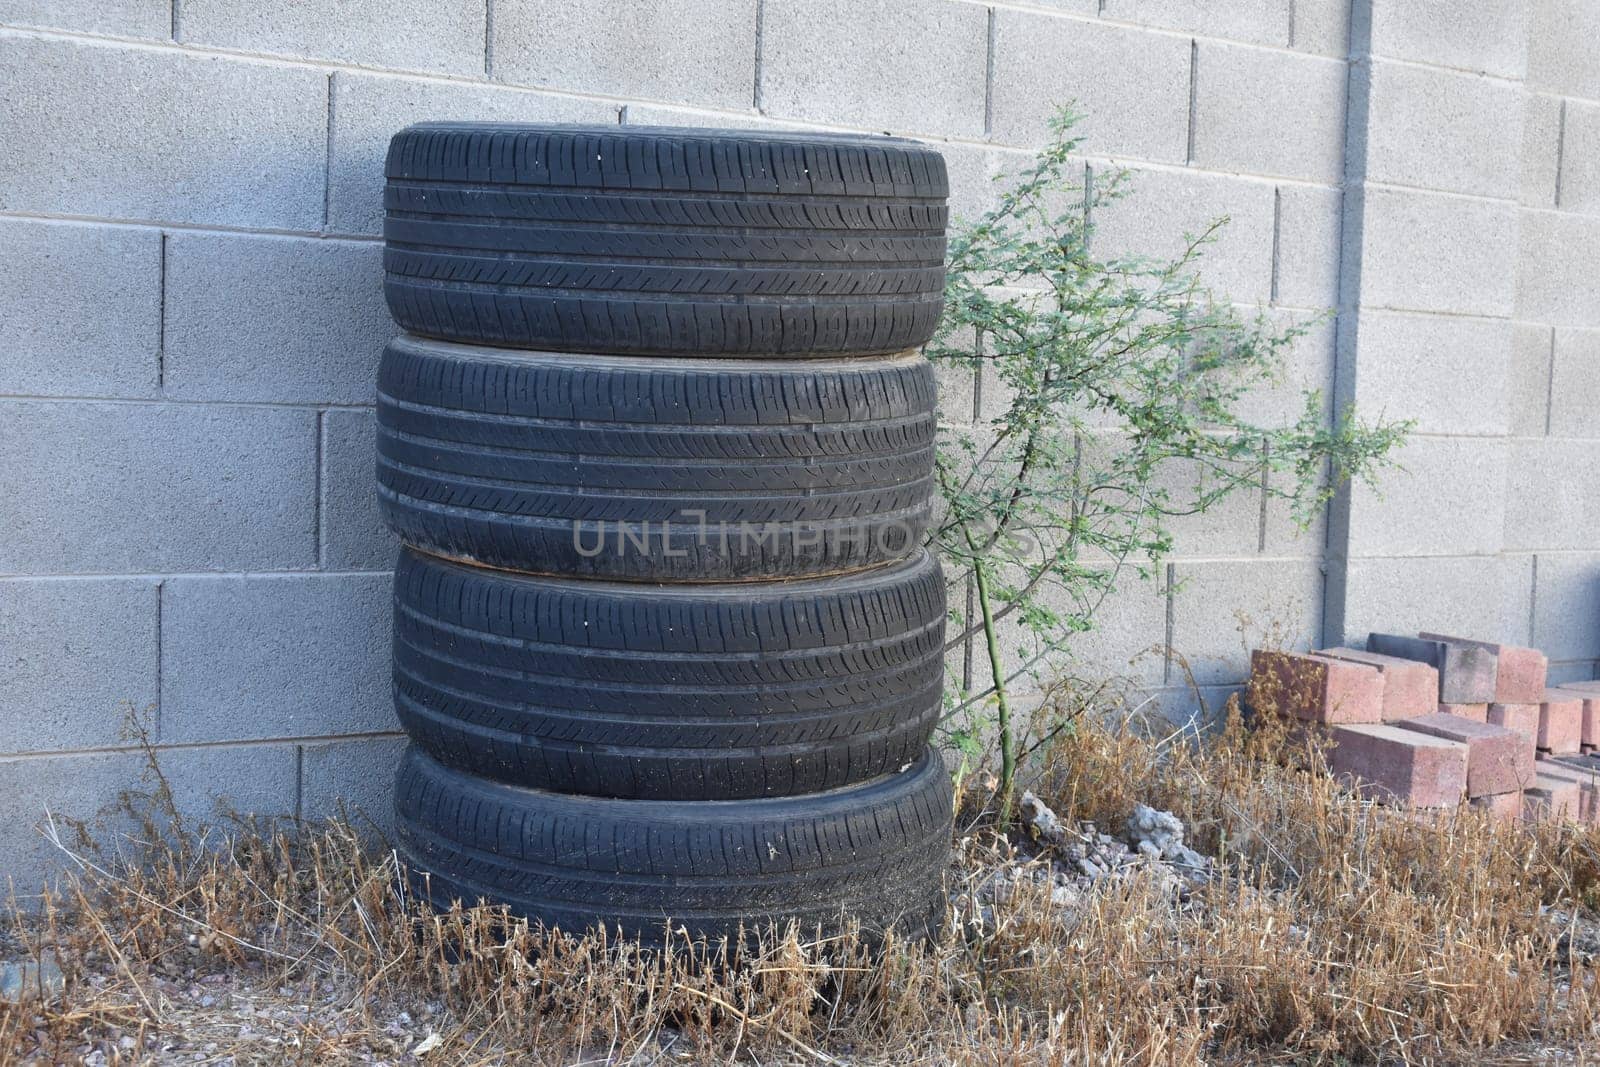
[0, 0, 1594, 891]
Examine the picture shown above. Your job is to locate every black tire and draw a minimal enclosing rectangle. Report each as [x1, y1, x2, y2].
[395, 743, 952, 943]
[392, 546, 946, 801]
[376, 335, 937, 581]
[382, 123, 948, 357]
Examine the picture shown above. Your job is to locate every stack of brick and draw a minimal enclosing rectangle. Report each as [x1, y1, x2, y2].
[1247, 632, 1600, 825]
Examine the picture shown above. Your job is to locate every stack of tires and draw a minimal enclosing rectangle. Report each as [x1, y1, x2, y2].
[376, 123, 954, 944]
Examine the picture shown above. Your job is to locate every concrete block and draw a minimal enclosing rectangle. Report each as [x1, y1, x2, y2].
[164, 234, 387, 404]
[1315, 648, 1439, 721]
[321, 409, 398, 572]
[1531, 553, 1600, 662]
[180, 0, 485, 75]
[1521, 93, 1562, 209]
[1516, 211, 1600, 328]
[1192, 43, 1345, 183]
[1561, 103, 1600, 211]
[1069, 432, 1262, 561]
[300, 735, 406, 836]
[1527, 0, 1600, 100]
[1232, 311, 1336, 433]
[1339, 556, 1532, 653]
[1150, 684, 1242, 734]
[0, 579, 158, 755]
[1439, 703, 1489, 723]
[1092, 167, 1276, 305]
[1504, 439, 1600, 552]
[0, 35, 326, 230]
[1396, 713, 1534, 797]
[618, 103, 801, 131]
[0, 0, 168, 35]
[1366, 633, 1498, 704]
[943, 142, 1008, 230]
[1421, 634, 1549, 703]
[495, 0, 756, 110]
[1021, 570, 1169, 688]
[0, 402, 317, 574]
[933, 359, 976, 429]
[991, 11, 1189, 161]
[1539, 692, 1584, 754]
[161, 574, 394, 743]
[327, 70, 621, 236]
[1100, 0, 1290, 46]
[1171, 560, 1322, 686]
[1259, 478, 1330, 562]
[1368, 0, 1526, 78]
[0, 744, 296, 899]
[0, 219, 160, 398]
[1161, 457, 1264, 562]
[1550, 687, 1600, 747]
[1549, 329, 1600, 439]
[1291, 0, 1350, 56]
[1509, 323, 1553, 438]
[1327, 723, 1466, 807]
[1550, 663, 1600, 689]
[1344, 436, 1506, 558]
[1357, 187, 1518, 317]
[1248, 651, 1384, 725]
[1274, 185, 1342, 310]
[1350, 311, 1511, 436]
[1487, 703, 1541, 748]
[1363, 60, 1522, 200]
[760, 0, 985, 138]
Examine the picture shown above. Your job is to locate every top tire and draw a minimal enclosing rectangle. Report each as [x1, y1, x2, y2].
[383, 123, 949, 357]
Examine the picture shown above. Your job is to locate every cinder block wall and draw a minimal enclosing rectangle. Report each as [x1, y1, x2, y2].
[0, 0, 1591, 891]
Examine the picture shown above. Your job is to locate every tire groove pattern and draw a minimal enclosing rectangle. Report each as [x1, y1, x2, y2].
[392, 547, 945, 800]
[395, 744, 952, 942]
[377, 336, 938, 580]
[383, 124, 948, 355]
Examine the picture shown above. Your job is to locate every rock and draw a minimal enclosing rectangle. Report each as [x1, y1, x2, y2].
[0, 952, 63, 1005]
[1049, 883, 1082, 908]
[1125, 804, 1185, 854]
[1125, 804, 1211, 876]
[1020, 791, 1069, 845]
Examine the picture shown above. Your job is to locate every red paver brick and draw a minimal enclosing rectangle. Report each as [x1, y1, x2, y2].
[1532, 760, 1600, 823]
[1248, 650, 1384, 725]
[1549, 687, 1600, 748]
[1419, 634, 1549, 703]
[1469, 791, 1522, 824]
[1316, 647, 1439, 721]
[1488, 702, 1542, 747]
[1327, 723, 1467, 808]
[1367, 633, 1496, 703]
[1524, 774, 1581, 822]
[1538, 691, 1583, 755]
[1438, 702, 1488, 722]
[1395, 713, 1534, 797]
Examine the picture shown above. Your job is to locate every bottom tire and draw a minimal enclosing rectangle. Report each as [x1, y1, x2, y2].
[395, 744, 953, 944]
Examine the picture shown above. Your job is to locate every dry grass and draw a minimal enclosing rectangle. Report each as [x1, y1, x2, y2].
[5, 703, 1600, 1065]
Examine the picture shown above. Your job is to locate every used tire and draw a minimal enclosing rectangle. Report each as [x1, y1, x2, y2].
[395, 743, 952, 943]
[383, 123, 948, 357]
[392, 546, 945, 801]
[376, 335, 937, 581]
